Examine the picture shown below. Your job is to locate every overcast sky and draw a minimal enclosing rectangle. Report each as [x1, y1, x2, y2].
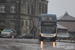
[48, 0, 75, 17]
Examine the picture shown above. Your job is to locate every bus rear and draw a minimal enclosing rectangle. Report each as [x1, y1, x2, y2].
[39, 14, 57, 41]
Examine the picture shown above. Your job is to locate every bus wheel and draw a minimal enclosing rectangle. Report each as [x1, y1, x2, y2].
[39, 39, 43, 41]
[41, 39, 43, 41]
[53, 39, 56, 42]
[50, 39, 53, 41]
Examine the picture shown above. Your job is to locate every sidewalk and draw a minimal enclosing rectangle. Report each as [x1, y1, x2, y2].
[56, 40, 75, 43]
[0, 38, 75, 43]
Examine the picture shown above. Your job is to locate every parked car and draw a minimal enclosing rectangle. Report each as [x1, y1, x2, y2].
[1, 28, 16, 38]
[18, 33, 34, 39]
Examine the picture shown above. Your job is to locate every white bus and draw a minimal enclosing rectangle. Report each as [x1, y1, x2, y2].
[39, 14, 57, 41]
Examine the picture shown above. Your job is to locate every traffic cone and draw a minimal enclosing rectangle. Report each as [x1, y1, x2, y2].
[12, 35, 14, 39]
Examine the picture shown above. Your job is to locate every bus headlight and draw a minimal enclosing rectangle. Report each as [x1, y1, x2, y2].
[54, 34, 56, 37]
[41, 34, 43, 36]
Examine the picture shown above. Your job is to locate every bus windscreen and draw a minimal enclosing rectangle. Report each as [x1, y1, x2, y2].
[41, 15, 56, 20]
[41, 26, 56, 33]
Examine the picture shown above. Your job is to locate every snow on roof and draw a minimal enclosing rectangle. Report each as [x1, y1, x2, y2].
[57, 24, 68, 29]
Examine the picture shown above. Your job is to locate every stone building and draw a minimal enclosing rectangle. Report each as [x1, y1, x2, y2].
[58, 12, 75, 38]
[0, 0, 48, 38]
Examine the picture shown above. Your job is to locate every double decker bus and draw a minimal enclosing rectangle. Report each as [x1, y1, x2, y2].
[39, 14, 57, 41]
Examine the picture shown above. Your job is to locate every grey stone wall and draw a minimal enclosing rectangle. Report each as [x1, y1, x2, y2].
[0, 0, 48, 38]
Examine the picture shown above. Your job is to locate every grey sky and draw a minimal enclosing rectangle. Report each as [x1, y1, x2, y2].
[48, 0, 75, 17]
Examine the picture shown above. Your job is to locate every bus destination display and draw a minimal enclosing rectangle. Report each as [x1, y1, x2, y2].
[41, 22, 55, 26]
[44, 23, 54, 25]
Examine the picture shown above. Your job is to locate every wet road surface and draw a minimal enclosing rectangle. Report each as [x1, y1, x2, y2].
[0, 40, 75, 50]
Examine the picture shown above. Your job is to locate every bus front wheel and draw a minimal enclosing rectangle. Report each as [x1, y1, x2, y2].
[39, 38, 43, 41]
[53, 39, 56, 42]
[50, 39, 56, 42]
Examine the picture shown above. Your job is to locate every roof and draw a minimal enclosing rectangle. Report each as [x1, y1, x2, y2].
[57, 24, 68, 29]
[58, 12, 75, 20]
[57, 12, 75, 32]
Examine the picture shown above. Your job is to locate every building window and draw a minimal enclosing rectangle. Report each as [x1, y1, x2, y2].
[45, 4, 47, 13]
[31, 5, 33, 15]
[34, 0, 36, 2]
[10, 20, 15, 25]
[0, 5, 5, 13]
[10, 5, 15, 13]
[28, 5, 30, 14]
[31, 4, 35, 15]
[39, 2, 41, 13]
[0, 0, 6, 3]
[34, 0, 36, 7]
[0, 20, 5, 25]
[26, 21, 28, 26]
[42, 3, 44, 13]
